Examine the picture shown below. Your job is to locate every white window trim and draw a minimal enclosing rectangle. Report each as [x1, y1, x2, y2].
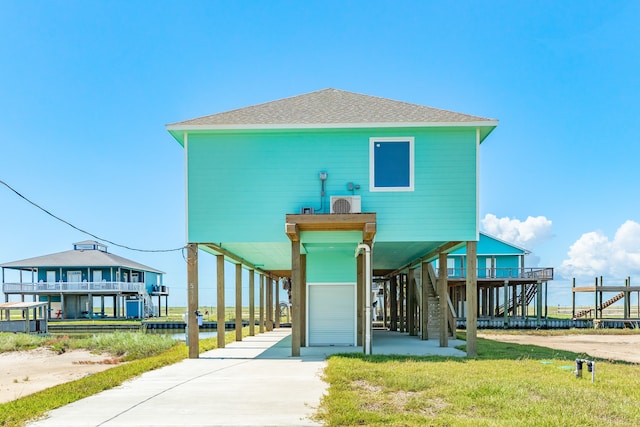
[369, 137, 415, 192]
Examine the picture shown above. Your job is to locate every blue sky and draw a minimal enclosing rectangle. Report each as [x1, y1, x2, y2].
[2, 1, 639, 308]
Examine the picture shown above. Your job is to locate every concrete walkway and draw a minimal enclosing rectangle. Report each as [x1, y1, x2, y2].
[28, 329, 465, 427]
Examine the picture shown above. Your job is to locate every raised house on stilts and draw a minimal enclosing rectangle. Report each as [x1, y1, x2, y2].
[167, 88, 498, 357]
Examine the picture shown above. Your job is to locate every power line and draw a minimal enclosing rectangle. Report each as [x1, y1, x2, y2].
[1, 178, 185, 253]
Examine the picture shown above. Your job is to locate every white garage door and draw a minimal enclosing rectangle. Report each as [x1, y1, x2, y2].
[308, 283, 355, 346]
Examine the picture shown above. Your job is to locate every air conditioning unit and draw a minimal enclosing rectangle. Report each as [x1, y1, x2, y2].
[330, 196, 361, 214]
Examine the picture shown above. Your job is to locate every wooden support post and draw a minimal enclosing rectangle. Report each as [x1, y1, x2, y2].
[300, 254, 307, 347]
[572, 278, 576, 319]
[259, 274, 265, 333]
[291, 239, 301, 357]
[503, 280, 509, 326]
[521, 283, 526, 317]
[384, 279, 389, 328]
[390, 275, 398, 331]
[595, 277, 599, 319]
[536, 280, 542, 325]
[186, 243, 199, 359]
[275, 277, 280, 328]
[249, 269, 255, 336]
[235, 263, 242, 341]
[439, 252, 448, 347]
[624, 277, 631, 319]
[421, 262, 429, 340]
[466, 240, 478, 357]
[399, 274, 405, 333]
[266, 276, 272, 331]
[407, 268, 415, 336]
[364, 239, 374, 354]
[216, 254, 225, 349]
[357, 252, 363, 345]
[544, 281, 548, 319]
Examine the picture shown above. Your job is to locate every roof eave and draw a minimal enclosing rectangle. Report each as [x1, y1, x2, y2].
[166, 120, 498, 132]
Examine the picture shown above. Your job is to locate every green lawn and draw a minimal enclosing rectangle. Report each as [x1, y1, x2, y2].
[3, 327, 639, 426]
[317, 335, 640, 426]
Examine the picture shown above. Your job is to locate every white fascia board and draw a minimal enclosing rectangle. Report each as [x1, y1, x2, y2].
[165, 120, 499, 132]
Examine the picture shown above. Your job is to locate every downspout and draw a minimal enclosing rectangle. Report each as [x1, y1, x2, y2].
[355, 243, 372, 355]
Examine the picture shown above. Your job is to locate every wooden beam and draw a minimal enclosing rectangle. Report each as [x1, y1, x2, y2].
[363, 222, 376, 241]
[421, 262, 429, 340]
[266, 270, 292, 278]
[300, 254, 307, 347]
[407, 268, 415, 336]
[285, 213, 377, 232]
[285, 223, 300, 242]
[357, 252, 364, 346]
[438, 252, 448, 347]
[291, 239, 301, 356]
[201, 242, 268, 275]
[390, 275, 398, 331]
[466, 241, 478, 357]
[186, 243, 199, 359]
[399, 274, 405, 333]
[383, 241, 464, 279]
[573, 285, 640, 292]
[259, 274, 265, 333]
[249, 269, 255, 336]
[266, 276, 273, 331]
[216, 255, 225, 349]
[235, 263, 243, 341]
[275, 276, 280, 328]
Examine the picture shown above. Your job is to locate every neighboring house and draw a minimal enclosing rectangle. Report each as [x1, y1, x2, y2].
[443, 232, 553, 320]
[1, 241, 169, 319]
[167, 88, 498, 356]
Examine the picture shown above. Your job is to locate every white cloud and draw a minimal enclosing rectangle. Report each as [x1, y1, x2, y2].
[480, 214, 553, 248]
[558, 220, 640, 279]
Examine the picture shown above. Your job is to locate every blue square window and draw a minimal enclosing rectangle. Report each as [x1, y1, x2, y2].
[369, 137, 414, 191]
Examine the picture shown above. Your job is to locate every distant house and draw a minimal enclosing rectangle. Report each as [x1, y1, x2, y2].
[167, 88, 499, 356]
[1, 241, 169, 319]
[443, 232, 553, 320]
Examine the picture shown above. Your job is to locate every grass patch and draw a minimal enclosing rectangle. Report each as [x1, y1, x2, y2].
[0, 328, 249, 427]
[317, 336, 640, 426]
[0, 333, 46, 352]
[0, 332, 176, 360]
[69, 332, 176, 360]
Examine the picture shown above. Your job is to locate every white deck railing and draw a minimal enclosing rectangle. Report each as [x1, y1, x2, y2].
[2, 281, 145, 293]
[438, 267, 554, 281]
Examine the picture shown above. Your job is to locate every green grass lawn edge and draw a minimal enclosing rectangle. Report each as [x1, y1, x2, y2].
[315, 335, 640, 427]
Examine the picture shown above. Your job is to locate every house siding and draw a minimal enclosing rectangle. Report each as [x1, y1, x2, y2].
[306, 251, 357, 283]
[186, 127, 478, 244]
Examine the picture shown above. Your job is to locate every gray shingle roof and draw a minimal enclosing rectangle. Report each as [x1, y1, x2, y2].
[167, 88, 497, 128]
[1, 248, 164, 274]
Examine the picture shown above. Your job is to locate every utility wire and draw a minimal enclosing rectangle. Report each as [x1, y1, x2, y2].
[1, 178, 185, 253]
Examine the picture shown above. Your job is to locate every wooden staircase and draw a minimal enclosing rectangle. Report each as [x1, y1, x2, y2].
[574, 292, 625, 319]
[495, 283, 537, 317]
[414, 264, 455, 338]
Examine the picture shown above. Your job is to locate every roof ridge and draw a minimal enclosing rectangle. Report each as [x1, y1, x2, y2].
[167, 88, 498, 129]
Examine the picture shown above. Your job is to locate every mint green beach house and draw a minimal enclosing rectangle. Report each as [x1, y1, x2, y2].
[167, 89, 498, 357]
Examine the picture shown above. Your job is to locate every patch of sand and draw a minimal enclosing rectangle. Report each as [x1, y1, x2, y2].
[479, 333, 640, 363]
[0, 348, 120, 403]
